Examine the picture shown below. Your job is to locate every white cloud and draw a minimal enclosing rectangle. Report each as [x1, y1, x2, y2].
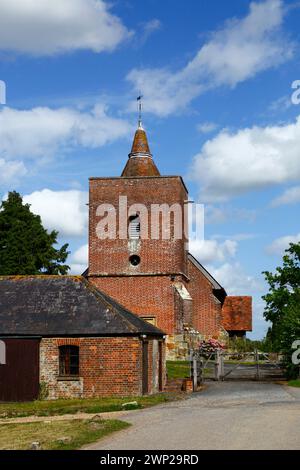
[189, 238, 237, 264]
[205, 204, 257, 224]
[0, 104, 131, 161]
[189, 234, 262, 300]
[23, 189, 88, 237]
[248, 299, 270, 340]
[0, 0, 131, 56]
[0, 158, 27, 185]
[142, 19, 161, 40]
[271, 185, 300, 206]
[204, 205, 228, 224]
[70, 243, 88, 274]
[266, 233, 300, 255]
[207, 262, 262, 295]
[196, 122, 218, 134]
[127, 67, 203, 116]
[191, 115, 300, 202]
[213, 233, 257, 242]
[189, 234, 265, 335]
[72, 243, 88, 264]
[268, 95, 292, 113]
[70, 263, 87, 275]
[127, 0, 292, 116]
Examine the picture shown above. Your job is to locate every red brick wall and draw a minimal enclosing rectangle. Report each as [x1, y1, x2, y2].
[187, 259, 222, 337]
[40, 337, 166, 399]
[173, 288, 193, 332]
[88, 175, 225, 344]
[90, 275, 187, 334]
[89, 176, 188, 277]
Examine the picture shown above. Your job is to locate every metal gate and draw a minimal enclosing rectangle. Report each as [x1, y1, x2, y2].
[0, 338, 40, 402]
[191, 349, 284, 386]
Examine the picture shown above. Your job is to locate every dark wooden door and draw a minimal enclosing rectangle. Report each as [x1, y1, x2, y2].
[0, 339, 40, 402]
[142, 341, 148, 395]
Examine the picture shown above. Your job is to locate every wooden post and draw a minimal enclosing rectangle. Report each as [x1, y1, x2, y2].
[255, 349, 260, 380]
[214, 351, 218, 381]
[215, 350, 221, 381]
[198, 357, 203, 385]
[193, 355, 197, 391]
[220, 352, 224, 380]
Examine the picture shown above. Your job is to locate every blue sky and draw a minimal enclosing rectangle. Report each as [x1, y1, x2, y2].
[0, 0, 300, 339]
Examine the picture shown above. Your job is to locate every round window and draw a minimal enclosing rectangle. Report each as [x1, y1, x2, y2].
[129, 255, 141, 266]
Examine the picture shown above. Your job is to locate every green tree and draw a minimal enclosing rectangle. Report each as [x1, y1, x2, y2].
[278, 296, 300, 377]
[262, 242, 300, 377]
[0, 191, 70, 275]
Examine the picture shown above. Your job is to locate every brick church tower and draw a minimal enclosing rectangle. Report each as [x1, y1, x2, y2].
[88, 119, 197, 356]
[87, 114, 252, 358]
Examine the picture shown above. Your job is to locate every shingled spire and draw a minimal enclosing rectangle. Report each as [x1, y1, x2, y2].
[130, 123, 151, 156]
[121, 97, 160, 177]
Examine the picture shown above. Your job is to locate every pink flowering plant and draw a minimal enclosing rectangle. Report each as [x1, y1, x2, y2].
[199, 339, 225, 357]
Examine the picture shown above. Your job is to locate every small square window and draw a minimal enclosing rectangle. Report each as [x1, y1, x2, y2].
[141, 317, 157, 326]
[59, 345, 79, 376]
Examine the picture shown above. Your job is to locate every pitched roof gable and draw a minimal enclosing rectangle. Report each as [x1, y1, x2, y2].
[188, 253, 224, 291]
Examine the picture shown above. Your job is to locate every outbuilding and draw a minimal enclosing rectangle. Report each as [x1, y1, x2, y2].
[0, 276, 166, 401]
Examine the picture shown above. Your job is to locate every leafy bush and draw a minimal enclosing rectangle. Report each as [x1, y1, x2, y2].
[228, 337, 274, 353]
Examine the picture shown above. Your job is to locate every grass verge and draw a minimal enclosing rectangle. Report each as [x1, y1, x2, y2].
[167, 361, 190, 379]
[0, 418, 129, 450]
[287, 379, 300, 387]
[0, 393, 179, 419]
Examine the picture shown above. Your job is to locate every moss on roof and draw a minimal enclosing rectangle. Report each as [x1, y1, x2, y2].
[0, 276, 165, 337]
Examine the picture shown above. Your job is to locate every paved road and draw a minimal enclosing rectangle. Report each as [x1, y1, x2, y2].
[86, 382, 300, 450]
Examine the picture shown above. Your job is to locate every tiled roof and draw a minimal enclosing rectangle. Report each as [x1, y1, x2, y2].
[121, 126, 160, 177]
[222, 296, 252, 331]
[121, 156, 160, 177]
[130, 127, 151, 156]
[0, 276, 165, 337]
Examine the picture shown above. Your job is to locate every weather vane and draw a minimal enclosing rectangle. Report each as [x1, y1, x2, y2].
[137, 93, 143, 128]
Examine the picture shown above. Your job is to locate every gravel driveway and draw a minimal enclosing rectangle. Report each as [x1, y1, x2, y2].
[85, 382, 300, 450]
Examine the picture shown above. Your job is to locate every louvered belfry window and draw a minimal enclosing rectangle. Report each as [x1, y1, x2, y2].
[128, 214, 140, 239]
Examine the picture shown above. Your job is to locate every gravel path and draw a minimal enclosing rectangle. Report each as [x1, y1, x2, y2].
[0, 410, 129, 425]
[85, 382, 300, 450]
